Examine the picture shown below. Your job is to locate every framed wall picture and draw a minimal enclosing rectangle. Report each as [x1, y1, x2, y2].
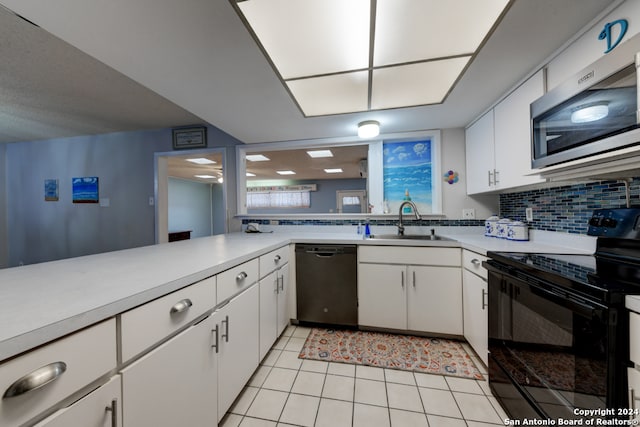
[72, 177, 99, 203]
[172, 126, 207, 150]
[44, 179, 59, 201]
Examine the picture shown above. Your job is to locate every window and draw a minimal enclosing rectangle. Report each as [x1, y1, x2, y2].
[236, 130, 440, 215]
[247, 190, 311, 209]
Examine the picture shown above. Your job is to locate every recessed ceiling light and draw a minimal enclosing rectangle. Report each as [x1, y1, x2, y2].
[185, 158, 216, 164]
[324, 168, 343, 174]
[307, 150, 334, 158]
[246, 154, 270, 162]
[246, 172, 256, 177]
[277, 170, 296, 175]
[195, 175, 216, 179]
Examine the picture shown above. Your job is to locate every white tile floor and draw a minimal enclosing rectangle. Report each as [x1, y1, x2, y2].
[220, 325, 508, 427]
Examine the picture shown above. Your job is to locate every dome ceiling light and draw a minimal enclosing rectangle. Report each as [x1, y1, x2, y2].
[358, 120, 380, 138]
[233, 0, 510, 117]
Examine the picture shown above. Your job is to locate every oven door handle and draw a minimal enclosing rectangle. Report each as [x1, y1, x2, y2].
[524, 280, 604, 317]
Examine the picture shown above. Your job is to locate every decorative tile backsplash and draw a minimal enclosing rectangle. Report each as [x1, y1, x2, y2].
[242, 218, 485, 227]
[500, 178, 640, 234]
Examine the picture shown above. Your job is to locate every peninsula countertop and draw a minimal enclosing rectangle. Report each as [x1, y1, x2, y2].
[0, 229, 594, 361]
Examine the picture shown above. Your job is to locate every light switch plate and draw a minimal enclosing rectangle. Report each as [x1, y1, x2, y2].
[525, 207, 534, 221]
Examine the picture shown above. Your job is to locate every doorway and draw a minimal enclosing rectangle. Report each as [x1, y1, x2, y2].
[155, 148, 227, 243]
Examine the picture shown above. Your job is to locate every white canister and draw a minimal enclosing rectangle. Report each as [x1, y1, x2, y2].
[507, 221, 529, 241]
[485, 215, 499, 237]
[496, 219, 512, 239]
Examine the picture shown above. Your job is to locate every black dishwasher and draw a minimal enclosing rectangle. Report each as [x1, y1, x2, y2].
[295, 244, 358, 327]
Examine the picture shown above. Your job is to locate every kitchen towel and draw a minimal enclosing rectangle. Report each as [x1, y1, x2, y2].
[299, 328, 483, 380]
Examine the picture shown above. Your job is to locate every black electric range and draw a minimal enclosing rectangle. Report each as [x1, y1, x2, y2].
[485, 208, 640, 422]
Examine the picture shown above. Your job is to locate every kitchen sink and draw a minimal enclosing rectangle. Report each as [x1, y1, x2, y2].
[367, 234, 455, 241]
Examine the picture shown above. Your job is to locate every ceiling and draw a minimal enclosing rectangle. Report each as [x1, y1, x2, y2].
[0, 0, 618, 148]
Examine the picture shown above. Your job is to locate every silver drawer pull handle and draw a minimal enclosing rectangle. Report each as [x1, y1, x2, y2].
[170, 299, 193, 315]
[211, 325, 219, 353]
[236, 272, 248, 281]
[274, 255, 281, 262]
[221, 315, 230, 342]
[482, 289, 488, 310]
[105, 398, 118, 427]
[3, 361, 67, 398]
[471, 259, 481, 266]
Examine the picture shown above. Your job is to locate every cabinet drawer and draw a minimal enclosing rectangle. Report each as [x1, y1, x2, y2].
[217, 258, 259, 303]
[0, 319, 116, 427]
[359, 246, 460, 266]
[120, 276, 216, 362]
[259, 246, 290, 278]
[631, 311, 640, 365]
[33, 375, 121, 427]
[462, 250, 488, 279]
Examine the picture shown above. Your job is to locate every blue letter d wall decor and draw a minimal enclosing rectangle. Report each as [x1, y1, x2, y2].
[599, 19, 628, 53]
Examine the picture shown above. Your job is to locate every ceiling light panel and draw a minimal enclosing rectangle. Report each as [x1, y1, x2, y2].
[287, 71, 369, 116]
[307, 150, 334, 158]
[246, 154, 270, 162]
[374, 0, 509, 67]
[238, 0, 370, 79]
[371, 57, 471, 110]
[277, 170, 296, 175]
[324, 168, 343, 174]
[186, 158, 216, 164]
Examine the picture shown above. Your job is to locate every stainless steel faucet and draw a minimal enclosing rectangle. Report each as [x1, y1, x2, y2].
[397, 201, 421, 235]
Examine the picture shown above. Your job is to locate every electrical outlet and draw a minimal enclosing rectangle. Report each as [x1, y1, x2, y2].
[148, 196, 155, 206]
[525, 207, 534, 222]
[462, 208, 476, 219]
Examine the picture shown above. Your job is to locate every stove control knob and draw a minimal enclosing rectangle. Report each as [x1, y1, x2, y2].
[589, 217, 602, 226]
[602, 218, 618, 228]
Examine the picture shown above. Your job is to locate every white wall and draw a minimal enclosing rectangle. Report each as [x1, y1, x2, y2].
[441, 128, 498, 219]
[0, 143, 7, 268]
[168, 178, 213, 238]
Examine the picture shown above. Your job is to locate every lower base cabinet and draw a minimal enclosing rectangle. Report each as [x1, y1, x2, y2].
[462, 269, 488, 365]
[120, 315, 217, 427]
[34, 376, 122, 427]
[358, 263, 463, 335]
[215, 284, 260, 421]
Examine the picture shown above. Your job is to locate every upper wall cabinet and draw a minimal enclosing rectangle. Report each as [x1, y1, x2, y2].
[465, 70, 545, 195]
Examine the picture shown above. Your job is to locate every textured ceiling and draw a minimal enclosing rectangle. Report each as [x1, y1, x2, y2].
[0, 5, 204, 144]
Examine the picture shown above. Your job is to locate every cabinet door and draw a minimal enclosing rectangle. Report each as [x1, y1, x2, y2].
[494, 70, 544, 190]
[277, 263, 290, 336]
[407, 266, 463, 335]
[465, 109, 495, 195]
[120, 316, 217, 427]
[34, 376, 121, 427]
[462, 269, 489, 365]
[259, 270, 278, 361]
[215, 284, 260, 421]
[358, 264, 406, 329]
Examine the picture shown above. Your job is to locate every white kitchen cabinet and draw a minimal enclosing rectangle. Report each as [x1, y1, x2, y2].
[33, 375, 122, 427]
[358, 264, 407, 330]
[120, 315, 217, 427]
[465, 109, 496, 194]
[0, 319, 116, 427]
[407, 266, 463, 335]
[462, 250, 489, 365]
[465, 70, 544, 195]
[493, 70, 545, 189]
[629, 311, 640, 421]
[259, 247, 290, 360]
[214, 284, 260, 421]
[358, 246, 463, 335]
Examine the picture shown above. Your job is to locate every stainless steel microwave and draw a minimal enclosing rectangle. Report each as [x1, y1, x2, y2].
[531, 32, 640, 169]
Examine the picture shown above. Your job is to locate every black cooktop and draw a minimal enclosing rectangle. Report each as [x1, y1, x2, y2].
[487, 250, 640, 303]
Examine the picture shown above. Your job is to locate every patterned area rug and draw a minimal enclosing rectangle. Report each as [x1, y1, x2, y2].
[299, 328, 484, 380]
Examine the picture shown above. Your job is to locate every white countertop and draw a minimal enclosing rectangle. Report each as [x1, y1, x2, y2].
[0, 228, 594, 361]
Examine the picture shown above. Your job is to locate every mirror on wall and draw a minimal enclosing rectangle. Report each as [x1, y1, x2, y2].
[240, 144, 371, 215]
